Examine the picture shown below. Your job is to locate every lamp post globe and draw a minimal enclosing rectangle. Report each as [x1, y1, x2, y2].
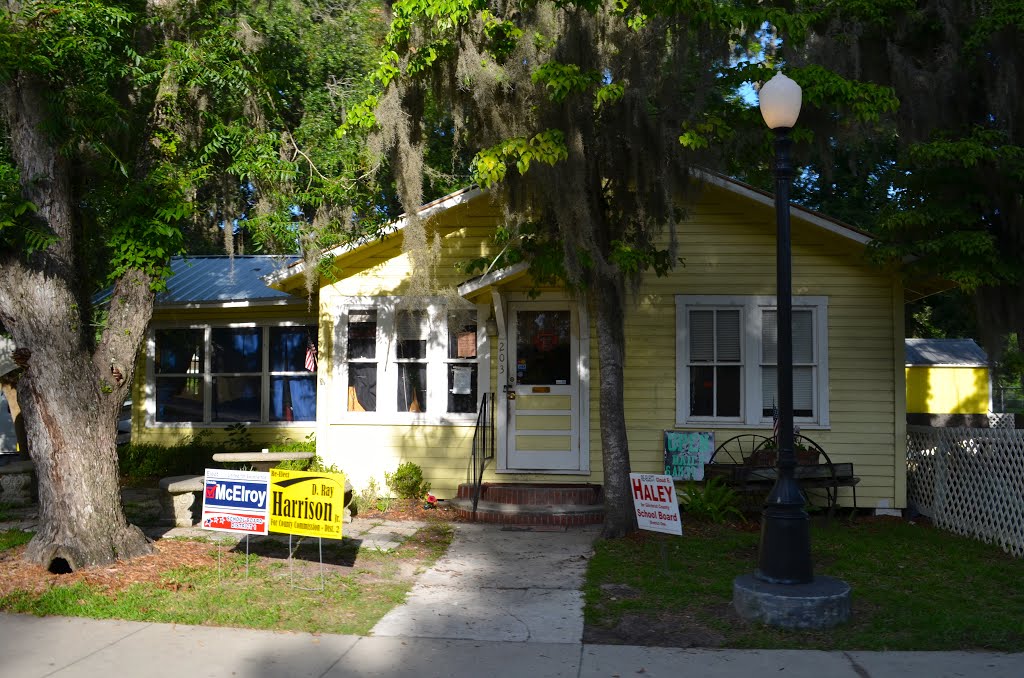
[759, 73, 803, 130]
[755, 71, 814, 585]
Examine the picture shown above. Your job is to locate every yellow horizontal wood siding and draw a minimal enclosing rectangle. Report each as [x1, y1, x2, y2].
[314, 183, 905, 509]
[906, 366, 990, 414]
[318, 423, 476, 499]
[589, 183, 902, 509]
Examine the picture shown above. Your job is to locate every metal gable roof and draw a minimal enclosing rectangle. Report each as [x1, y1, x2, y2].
[93, 255, 304, 308]
[905, 338, 989, 367]
[157, 255, 301, 306]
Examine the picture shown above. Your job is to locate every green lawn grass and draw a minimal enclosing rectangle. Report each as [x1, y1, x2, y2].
[584, 517, 1024, 651]
[0, 524, 452, 636]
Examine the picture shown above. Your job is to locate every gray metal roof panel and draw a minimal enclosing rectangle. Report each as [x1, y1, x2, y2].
[157, 256, 301, 305]
[93, 256, 304, 307]
[905, 338, 988, 367]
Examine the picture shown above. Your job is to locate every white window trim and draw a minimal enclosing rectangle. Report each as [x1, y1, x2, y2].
[331, 296, 489, 426]
[145, 319, 318, 428]
[675, 295, 829, 429]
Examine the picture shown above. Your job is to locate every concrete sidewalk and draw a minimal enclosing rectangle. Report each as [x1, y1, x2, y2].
[2, 614, 1022, 678]
[372, 523, 598, 642]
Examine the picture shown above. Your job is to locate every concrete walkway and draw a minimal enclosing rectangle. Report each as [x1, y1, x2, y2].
[2, 519, 1023, 676]
[372, 523, 599, 642]
[2, 614, 1023, 678]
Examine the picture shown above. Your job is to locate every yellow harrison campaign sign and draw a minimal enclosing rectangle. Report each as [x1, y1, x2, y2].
[269, 468, 345, 539]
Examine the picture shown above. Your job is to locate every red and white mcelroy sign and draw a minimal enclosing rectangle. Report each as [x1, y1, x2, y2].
[629, 473, 682, 536]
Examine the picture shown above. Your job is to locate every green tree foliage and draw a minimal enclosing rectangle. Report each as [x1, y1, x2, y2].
[771, 2, 1024, 378]
[0, 0, 386, 568]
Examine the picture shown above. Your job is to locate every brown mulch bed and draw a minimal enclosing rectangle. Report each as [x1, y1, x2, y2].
[353, 497, 469, 523]
[0, 499, 462, 599]
[0, 540, 217, 598]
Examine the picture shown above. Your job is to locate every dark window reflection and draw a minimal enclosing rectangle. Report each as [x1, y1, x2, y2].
[212, 376, 261, 422]
[212, 328, 261, 373]
[271, 376, 316, 421]
[348, 364, 376, 412]
[397, 364, 427, 412]
[156, 329, 204, 374]
[447, 364, 478, 413]
[155, 377, 204, 422]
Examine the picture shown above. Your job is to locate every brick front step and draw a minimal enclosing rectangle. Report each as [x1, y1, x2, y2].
[451, 483, 604, 526]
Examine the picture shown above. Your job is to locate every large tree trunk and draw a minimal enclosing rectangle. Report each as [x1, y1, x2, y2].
[0, 72, 153, 570]
[592, 273, 637, 538]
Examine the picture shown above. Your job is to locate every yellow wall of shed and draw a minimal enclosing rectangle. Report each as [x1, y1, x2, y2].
[905, 366, 990, 414]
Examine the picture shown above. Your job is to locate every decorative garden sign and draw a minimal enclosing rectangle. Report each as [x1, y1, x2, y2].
[663, 430, 715, 481]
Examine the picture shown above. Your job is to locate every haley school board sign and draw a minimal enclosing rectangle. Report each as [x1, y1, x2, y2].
[629, 473, 682, 536]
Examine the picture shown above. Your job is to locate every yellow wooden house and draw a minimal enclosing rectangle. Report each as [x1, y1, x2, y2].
[132, 171, 914, 520]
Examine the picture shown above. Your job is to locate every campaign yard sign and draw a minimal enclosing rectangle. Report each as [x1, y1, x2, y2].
[202, 468, 270, 535]
[269, 468, 346, 539]
[629, 473, 682, 536]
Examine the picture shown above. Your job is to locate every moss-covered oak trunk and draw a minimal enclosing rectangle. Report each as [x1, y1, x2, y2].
[0, 72, 153, 570]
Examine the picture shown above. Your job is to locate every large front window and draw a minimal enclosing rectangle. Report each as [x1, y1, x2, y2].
[339, 300, 482, 421]
[675, 296, 829, 428]
[153, 324, 317, 424]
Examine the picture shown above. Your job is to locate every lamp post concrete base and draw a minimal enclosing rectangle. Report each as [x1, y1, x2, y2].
[733, 573, 851, 630]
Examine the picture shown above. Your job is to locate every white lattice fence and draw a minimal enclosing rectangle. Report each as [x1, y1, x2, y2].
[907, 425, 1024, 558]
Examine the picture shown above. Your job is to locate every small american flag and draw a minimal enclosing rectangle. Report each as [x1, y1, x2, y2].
[771, 402, 779, 445]
[304, 338, 318, 372]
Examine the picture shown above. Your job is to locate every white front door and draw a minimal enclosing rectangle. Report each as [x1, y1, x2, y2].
[505, 301, 582, 470]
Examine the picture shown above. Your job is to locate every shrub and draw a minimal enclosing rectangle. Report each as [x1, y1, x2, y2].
[385, 462, 430, 500]
[679, 478, 745, 524]
[118, 430, 218, 481]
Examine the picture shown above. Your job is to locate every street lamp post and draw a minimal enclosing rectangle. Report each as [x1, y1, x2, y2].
[756, 72, 813, 584]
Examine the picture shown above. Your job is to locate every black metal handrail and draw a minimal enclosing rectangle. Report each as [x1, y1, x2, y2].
[470, 393, 495, 517]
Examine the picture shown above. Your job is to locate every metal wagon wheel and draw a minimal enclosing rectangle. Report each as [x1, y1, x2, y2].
[708, 434, 774, 465]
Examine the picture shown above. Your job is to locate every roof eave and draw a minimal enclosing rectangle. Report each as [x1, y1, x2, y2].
[265, 186, 485, 289]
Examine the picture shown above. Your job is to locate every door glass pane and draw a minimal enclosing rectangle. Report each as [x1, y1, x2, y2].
[211, 328, 261, 373]
[212, 376, 261, 422]
[515, 310, 571, 385]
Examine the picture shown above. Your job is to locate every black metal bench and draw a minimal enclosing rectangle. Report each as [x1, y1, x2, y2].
[704, 434, 859, 516]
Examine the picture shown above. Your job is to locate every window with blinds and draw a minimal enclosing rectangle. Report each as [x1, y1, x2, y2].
[675, 295, 829, 428]
[761, 309, 816, 418]
[688, 308, 742, 418]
